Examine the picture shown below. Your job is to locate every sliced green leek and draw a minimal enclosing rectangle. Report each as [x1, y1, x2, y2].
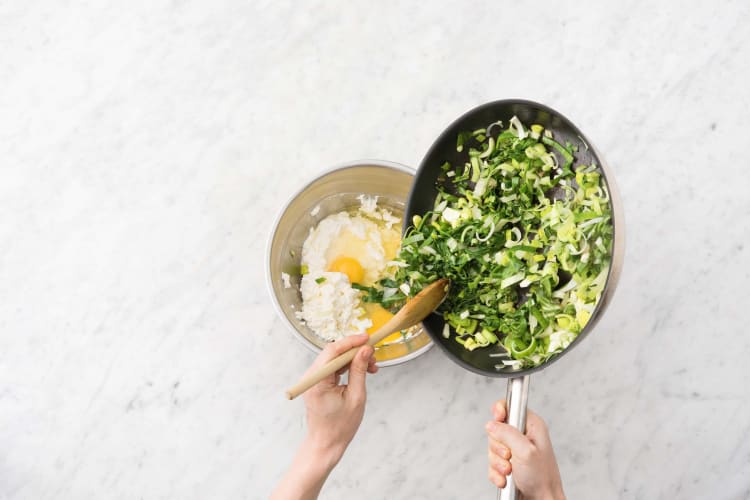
[372, 117, 613, 368]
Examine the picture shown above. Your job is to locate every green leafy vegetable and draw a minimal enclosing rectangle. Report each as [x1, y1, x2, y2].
[376, 117, 613, 368]
[351, 281, 407, 306]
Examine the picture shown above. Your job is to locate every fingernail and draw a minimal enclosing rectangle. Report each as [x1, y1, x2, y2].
[485, 421, 497, 432]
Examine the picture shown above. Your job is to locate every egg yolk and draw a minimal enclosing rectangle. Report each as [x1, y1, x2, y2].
[328, 256, 365, 284]
[364, 303, 402, 346]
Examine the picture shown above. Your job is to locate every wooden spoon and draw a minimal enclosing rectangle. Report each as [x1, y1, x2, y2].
[285, 278, 449, 400]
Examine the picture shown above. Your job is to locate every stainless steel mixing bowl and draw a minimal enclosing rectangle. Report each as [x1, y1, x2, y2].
[265, 160, 433, 366]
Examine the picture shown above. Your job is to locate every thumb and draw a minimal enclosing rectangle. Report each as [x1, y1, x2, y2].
[486, 421, 532, 458]
[346, 345, 373, 403]
[491, 399, 507, 422]
[524, 410, 551, 449]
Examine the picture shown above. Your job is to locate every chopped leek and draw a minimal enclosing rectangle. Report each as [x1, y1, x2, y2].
[374, 116, 613, 368]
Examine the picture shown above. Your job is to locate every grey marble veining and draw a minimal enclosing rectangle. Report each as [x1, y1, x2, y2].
[1, 1, 750, 499]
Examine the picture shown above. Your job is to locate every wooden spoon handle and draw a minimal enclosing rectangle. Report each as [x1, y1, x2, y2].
[285, 347, 359, 400]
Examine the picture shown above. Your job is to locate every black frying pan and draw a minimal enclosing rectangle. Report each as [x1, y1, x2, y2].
[404, 99, 625, 499]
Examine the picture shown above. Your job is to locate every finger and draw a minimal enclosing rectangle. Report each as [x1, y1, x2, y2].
[338, 353, 377, 376]
[491, 399, 507, 422]
[486, 421, 532, 460]
[335, 353, 376, 377]
[367, 356, 379, 374]
[307, 333, 370, 373]
[488, 468, 507, 489]
[345, 344, 373, 404]
[321, 361, 349, 388]
[489, 454, 512, 475]
[488, 438, 511, 460]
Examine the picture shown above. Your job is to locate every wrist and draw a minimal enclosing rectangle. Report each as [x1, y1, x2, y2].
[270, 437, 344, 500]
[301, 434, 347, 472]
[548, 481, 565, 500]
[524, 485, 565, 500]
[540, 485, 565, 500]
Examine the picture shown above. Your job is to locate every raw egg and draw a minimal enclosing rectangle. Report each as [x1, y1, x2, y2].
[363, 303, 402, 346]
[328, 256, 365, 284]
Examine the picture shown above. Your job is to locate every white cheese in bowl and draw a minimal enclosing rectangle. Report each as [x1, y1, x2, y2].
[297, 272, 370, 341]
[296, 197, 402, 342]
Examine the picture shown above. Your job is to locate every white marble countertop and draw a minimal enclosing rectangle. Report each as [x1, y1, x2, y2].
[2, 1, 750, 499]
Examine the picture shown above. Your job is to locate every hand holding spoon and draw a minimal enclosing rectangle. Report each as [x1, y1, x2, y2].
[285, 278, 449, 400]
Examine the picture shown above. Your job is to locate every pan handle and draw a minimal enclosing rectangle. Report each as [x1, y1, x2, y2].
[497, 375, 530, 500]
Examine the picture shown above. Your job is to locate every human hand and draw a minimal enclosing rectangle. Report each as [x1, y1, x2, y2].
[485, 400, 565, 500]
[270, 334, 378, 500]
[303, 333, 378, 465]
